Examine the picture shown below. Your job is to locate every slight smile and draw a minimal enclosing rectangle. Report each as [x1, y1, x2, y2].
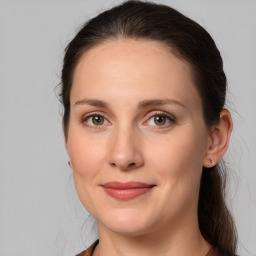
[101, 181, 156, 200]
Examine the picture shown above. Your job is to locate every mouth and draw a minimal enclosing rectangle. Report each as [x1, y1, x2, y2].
[101, 181, 156, 200]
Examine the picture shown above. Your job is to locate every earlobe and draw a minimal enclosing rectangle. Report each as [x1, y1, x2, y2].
[203, 109, 233, 168]
[65, 140, 73, 169]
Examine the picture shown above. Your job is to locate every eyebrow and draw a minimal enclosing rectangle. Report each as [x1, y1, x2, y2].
[74, 98, 185, 109]
[138, 99, 185, 109]
[74, 99, 108, 108]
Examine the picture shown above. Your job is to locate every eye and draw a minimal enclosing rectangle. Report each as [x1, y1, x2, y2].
[82, 113, 109, 127]
[145, 112, 175, 127]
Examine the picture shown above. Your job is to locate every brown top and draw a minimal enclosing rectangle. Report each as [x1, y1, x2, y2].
[75, 240, 216, 256]
[75, 240, 99, 256]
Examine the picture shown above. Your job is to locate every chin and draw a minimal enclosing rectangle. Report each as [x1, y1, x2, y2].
[99, 210, 154, 236]
[107, 223, 150, 237]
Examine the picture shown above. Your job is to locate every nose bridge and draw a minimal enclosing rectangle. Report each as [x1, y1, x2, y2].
[108, 122, 144, 170]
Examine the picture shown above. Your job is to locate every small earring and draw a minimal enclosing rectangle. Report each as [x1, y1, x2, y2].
[209, 159, 214, 165]
[68, 161, 71, 167]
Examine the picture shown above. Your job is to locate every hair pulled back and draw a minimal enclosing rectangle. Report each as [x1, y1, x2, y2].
[60, 1, 237, 255]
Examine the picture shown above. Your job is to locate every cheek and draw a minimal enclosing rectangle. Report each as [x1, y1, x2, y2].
[70, 140, 104, 175]
[148, 126, 207, 196]
[66, 126, 107, 212]
[150, 128, 205, 173]
[144, 128, 207, 222]
[67, 125, 106, 175]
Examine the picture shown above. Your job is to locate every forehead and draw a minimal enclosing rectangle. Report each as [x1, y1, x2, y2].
[71, 39, 201, 109]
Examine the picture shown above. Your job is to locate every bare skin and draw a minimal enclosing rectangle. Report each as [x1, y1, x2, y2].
[66, 39, 232, 256]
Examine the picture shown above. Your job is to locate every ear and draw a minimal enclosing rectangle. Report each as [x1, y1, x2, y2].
[64, 137, 73, 169]
[203, 109, 233, 168]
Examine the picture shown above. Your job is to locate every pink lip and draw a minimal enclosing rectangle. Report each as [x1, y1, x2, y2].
[101, 182, 155, 200]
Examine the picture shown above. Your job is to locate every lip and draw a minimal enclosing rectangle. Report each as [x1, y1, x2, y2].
[101, 181, 156, 200]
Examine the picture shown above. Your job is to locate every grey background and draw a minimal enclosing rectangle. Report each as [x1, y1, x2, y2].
[0, 0, 255, 255]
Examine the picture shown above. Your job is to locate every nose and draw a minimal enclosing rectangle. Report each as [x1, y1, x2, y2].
[107, 126, 144, 170]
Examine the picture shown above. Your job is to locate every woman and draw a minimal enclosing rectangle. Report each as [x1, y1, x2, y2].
[60, 1, 237, 255]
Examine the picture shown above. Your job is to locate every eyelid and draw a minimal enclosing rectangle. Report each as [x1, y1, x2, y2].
[143, 110, 176, 127]
[80, 110, 176, 128]
[81, 111, 111, 128]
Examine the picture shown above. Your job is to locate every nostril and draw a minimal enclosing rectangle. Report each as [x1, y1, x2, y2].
[109, 161, 136, 169]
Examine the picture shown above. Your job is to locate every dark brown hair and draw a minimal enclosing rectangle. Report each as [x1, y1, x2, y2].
[60, 1, 237, 255]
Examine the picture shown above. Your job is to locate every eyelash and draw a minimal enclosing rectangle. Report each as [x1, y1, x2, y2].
[81, 112, 110, 129]
[144, 111, 176, 128]
[81, 111, 176, 129]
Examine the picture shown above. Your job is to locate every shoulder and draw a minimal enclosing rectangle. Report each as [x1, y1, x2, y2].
[75, 240, 99, 256]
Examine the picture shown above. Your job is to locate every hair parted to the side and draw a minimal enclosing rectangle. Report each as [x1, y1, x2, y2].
[60, 1, 237, 255]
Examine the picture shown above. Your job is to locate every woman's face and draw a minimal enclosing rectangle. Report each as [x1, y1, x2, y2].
[66, 39, 211, 235]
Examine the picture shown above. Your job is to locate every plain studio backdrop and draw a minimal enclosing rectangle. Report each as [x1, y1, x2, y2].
[0, 0, 255, 255]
